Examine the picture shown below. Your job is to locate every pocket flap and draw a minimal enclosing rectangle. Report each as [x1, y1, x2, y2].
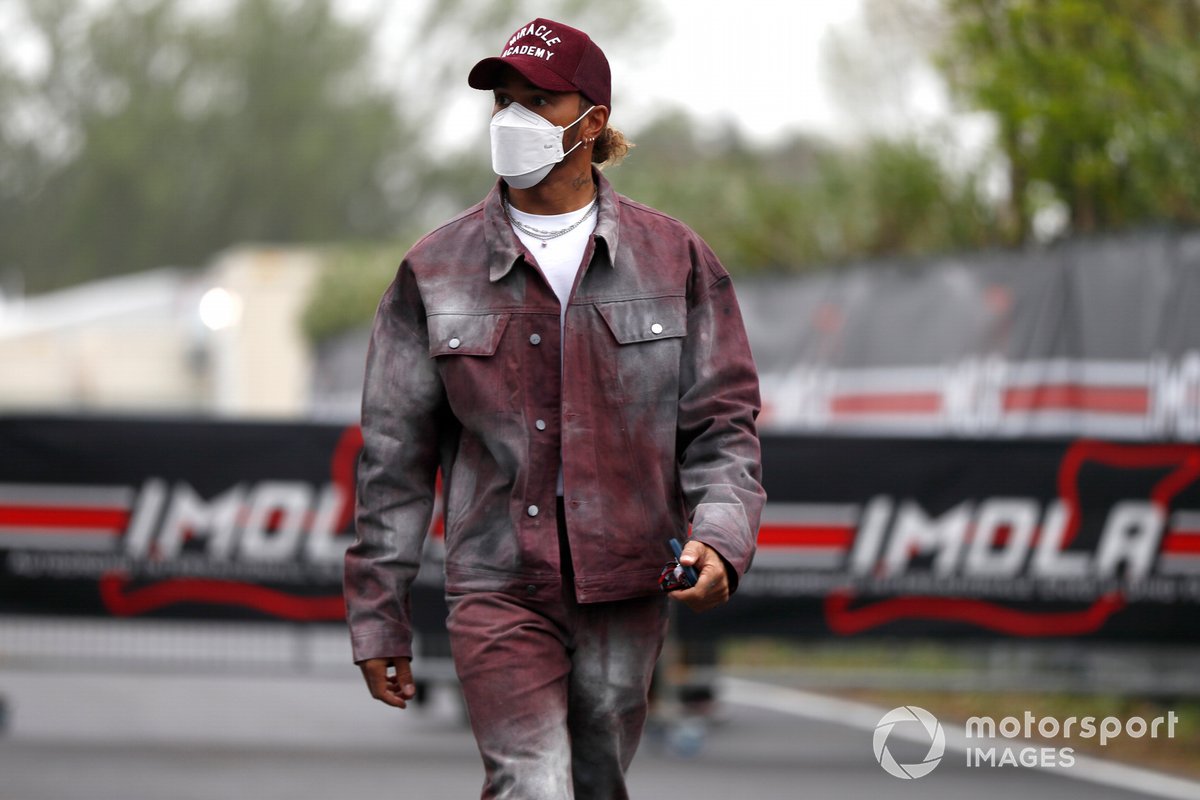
[427, 313, 510, 357]
[596, 296, 687, 345]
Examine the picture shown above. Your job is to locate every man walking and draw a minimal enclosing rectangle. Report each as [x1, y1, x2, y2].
[345, 17, 765, 799]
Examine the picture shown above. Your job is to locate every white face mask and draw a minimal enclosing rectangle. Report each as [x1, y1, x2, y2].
[490, 102, 594, 189]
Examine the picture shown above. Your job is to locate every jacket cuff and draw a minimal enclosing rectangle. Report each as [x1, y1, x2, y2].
[350, 627, 414, 664]
[691, 501, 757, 587]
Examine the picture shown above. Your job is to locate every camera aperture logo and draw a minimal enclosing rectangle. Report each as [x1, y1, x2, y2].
[873, 705, 1181, 778]
[874, 706, 946, 779]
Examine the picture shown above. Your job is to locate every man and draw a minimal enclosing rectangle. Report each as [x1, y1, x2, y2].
[345, 17, 765, 800]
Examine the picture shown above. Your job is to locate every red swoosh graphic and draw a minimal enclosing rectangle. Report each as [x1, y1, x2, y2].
[99, 572, 345, 621]
[825, 590, 1125, 637]
[333, 424, 445, 539]
[1057, 440, 1200, 548]
[824, 441, 1199, 637]
[331, 424, 364, 531]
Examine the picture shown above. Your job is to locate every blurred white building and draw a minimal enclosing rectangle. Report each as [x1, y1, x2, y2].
[0, 248, 321, 418]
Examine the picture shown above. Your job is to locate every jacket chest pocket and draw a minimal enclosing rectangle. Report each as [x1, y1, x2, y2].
[428, 312, 517, 414]
[595, 296, 687, 404]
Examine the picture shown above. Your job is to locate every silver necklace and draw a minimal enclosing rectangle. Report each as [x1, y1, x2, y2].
[504, 194, 598, 248]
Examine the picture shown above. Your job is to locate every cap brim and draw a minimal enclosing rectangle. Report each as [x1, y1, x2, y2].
[467, 56, 578, 94]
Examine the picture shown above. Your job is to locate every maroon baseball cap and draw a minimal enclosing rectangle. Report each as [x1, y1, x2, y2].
[468, 18, 611, 109]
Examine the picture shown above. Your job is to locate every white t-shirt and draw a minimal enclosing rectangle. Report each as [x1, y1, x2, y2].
[506, 199, 598, 497]
[506, 200, 598, 332]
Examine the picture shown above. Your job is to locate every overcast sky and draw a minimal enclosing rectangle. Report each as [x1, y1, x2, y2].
[2, 0, 960, 150]
[342, 0, 881, 149]
[616, 0, 865, 142]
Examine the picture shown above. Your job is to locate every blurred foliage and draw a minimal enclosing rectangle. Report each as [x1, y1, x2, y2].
[0, 0, 655, 295]
[0, 0, 409, 292]
[300, 241, 408, 345]
[607, 112, 1001, 272]
[16, 0, 1196, 343]
[300, 120, 1003, 344]
[936, 0, 1200, 241]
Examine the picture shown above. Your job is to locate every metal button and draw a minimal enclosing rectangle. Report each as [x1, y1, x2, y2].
[525, 584, 537, 595]
[650, 323, 663, 335]
[527, 504, 539, 517]
[529, 333, 542, 345]
[535, 419, 547, 431]
[448, 337, 461, 349]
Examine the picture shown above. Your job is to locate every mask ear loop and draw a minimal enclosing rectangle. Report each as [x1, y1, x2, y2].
[566, 106, 597, 130]
[560, 105, 597, 158]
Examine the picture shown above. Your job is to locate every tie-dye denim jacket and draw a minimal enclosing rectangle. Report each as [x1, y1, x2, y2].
[345, 172, 765, 662]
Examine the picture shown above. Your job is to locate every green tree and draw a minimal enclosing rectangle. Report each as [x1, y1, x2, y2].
[608, 111, 999, 273]
[0, 0, 413, 291]
[301, 1, 1007, 341]
[0, 0, 657, 294]
[937, 0, 1200, 240]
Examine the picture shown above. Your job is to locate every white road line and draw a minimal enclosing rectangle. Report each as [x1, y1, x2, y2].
[760, 503, 859, 525]
[0, 483, 135, 508]
[1169, 511, 1200, 532]
[0, 530, 121, 550]
[720, 677, 1200, 800]
[1159, 556, 1200, 575]
[753, 550, 845, 569]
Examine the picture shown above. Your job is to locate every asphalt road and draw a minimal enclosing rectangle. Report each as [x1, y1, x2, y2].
[0, 668, 1197, 800]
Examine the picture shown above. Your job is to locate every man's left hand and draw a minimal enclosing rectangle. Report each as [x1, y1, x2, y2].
[670, 540, 731, 612]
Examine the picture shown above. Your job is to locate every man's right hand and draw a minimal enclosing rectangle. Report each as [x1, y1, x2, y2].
[358, 656, 416, 709]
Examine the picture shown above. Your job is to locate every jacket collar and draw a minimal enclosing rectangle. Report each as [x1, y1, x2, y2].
[486, 168, 620, 283]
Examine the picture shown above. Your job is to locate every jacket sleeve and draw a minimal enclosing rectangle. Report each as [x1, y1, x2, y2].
[343, 260, 444, 663]
[676, 238, 766, 589]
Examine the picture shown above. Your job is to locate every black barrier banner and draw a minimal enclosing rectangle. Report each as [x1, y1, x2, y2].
[0, 416, 363, 622]
[681, 436, 1200, 642]
[3, 417, 1199, 641]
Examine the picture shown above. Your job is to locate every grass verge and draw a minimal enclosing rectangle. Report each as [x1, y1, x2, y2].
[718, 638, 1200, 780]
